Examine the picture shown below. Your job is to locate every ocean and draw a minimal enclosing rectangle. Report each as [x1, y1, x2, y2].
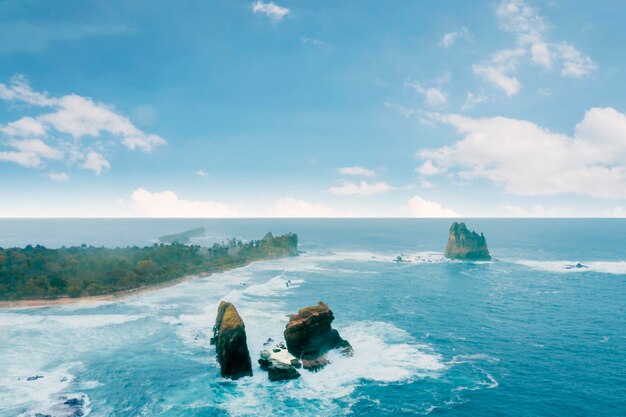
[0, 219, 624, 416]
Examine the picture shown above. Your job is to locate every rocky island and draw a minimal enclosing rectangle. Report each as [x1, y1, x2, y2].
[444, 222, 491, 261]
[0, 232, 298, 302]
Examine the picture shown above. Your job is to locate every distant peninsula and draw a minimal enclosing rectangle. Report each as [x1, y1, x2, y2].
[444, 222, 491, 261]
[0, 232, 298, 303]
[159, 227, 206, 244]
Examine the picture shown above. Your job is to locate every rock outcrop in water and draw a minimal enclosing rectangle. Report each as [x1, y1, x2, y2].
[444, 222, 491, 261]
[284, 302, 352, 370]
[211, 301, 253, 379]
[258, 342, 302, 381]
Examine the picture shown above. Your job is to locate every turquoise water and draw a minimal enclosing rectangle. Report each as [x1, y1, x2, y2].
[0, 219, 625, 416]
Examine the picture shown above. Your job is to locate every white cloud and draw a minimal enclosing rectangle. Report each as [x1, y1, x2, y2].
[0, 117, 46, 137]
[131, 188, 239, 218]
[439, 27, 469, 48]
[408, 83, 448, 108]
[338, 166, 376, 177]
[408, 196, 459, 217]
[329, 180, 396, 196]
[301, 37, 327, 46]
[0, 138, 63, 168]
[557, 43, 597, 77]
[0, 75, 166, 174]
[82, 151, 110, 175]
[418, 107, 626, 199]
[252, 1, 289, 22]
[272, 197, 338, 217]
[416, 160, 440, 176]
[47, 171, 69, 182]
[500, 204, 576, 217]
[475, 0, 596, 95]
[462, 91, 488, 110]
[195, 170, 207, 177]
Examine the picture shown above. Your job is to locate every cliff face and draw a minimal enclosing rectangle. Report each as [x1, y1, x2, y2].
[211, 301, 253, 379]
[444, 222, 491, 261]
[259, 232, 299, 257]
[284, 302, 352, 367]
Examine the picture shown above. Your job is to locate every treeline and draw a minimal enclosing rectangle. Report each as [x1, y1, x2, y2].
[0, 232, 298, 301]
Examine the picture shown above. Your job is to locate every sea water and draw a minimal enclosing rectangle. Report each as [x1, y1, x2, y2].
[0, 219, 624, 416]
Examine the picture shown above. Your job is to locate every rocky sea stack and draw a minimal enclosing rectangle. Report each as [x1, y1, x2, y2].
[211, 301, 253, 379]
[284, 302, 352, 370]
[444, 222, 491, 261]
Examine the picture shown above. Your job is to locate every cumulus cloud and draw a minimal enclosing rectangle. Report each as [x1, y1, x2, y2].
[408, 196, 459, 217]
[439, 27, 469, 48]
[475, 0, 596, 95]
[131, 188, 239, 217]
[272, 197, 339, 217]
[195, 170, 207, 177]
[252, 1, 289, 22]
[417, 107, 626, 199]
[0, 75, 166, 174]
[338, 166, 376, 177]
[47, 171, 69, 182]
[329, 180, 396, 196]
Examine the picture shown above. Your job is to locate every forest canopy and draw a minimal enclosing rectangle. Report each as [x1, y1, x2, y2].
[0, 232, 298, 301]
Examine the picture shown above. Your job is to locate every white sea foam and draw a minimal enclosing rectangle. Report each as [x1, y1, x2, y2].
[216, 321, 445, 417]
[514, 260, 626, 274]
[0, 313, 144, 329]
[242, 275, 304, 297]
[0, 362, 91, 417]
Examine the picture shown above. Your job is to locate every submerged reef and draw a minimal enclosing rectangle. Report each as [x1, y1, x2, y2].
[444, 222, 491, 261]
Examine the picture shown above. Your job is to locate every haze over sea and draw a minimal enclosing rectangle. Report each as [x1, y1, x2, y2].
[0, 219, 624, 417]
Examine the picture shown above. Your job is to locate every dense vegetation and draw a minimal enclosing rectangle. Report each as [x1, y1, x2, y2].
[0, 232, 298, 301]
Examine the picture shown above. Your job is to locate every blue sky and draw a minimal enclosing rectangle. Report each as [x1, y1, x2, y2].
[1, 0, 625, 217]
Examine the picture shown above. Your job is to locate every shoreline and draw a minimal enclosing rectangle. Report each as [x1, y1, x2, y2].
[0, 259, 268, 309]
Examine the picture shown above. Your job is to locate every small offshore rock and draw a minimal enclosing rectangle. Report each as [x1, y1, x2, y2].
[258, 344, 301, 381]
[27, 375, 44, 381]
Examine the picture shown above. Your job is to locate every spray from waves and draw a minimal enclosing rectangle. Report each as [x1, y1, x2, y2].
[213, 320, 445, 417]
[0, 362, 93, 417]
[514, 260, 626, 274]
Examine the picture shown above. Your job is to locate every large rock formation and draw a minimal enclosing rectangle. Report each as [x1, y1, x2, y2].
[444, 222, 491, 261]
[284, 302, 352, 370]
[258, 342, 301, 381]
[210, 301, 253, 379]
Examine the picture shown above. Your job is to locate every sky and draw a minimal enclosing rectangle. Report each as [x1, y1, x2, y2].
[1, 0, 625, 218]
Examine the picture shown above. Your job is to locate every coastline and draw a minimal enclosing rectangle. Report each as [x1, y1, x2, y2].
[0, 258, 268, 309]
